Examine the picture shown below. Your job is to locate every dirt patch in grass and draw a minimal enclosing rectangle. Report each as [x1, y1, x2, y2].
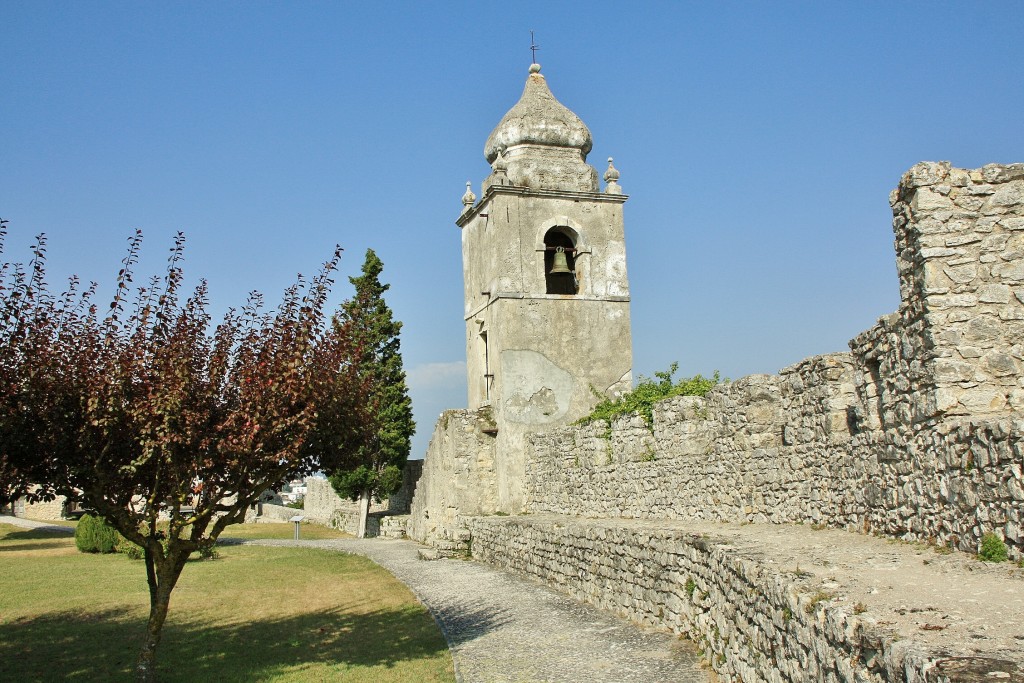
[219, 521, 352, 541]
[0, 524, 453, 682]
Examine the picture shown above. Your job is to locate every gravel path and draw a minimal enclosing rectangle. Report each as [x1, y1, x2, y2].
[241, 537, 710, 683]
[0, 514, 74, 534]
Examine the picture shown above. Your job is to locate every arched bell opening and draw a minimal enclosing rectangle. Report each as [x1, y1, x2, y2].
[543, 227, 578, 295]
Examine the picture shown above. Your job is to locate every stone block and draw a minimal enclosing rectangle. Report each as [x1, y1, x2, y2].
[978, 284, 1012, 303]
[982, 163, 1024, 183]
[959, 387, 1007, 413]
[983, 182, 1024, 212]
[991, 260, 1024, 282]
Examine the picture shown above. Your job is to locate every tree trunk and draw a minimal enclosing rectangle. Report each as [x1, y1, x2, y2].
[136, 550, 187, 682]
[356, 489, 371, 539]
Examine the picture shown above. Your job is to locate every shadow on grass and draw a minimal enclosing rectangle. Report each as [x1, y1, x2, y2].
[1, 528, 74, 541]
[0, 528, 75, 553]
[0, 596, 501, 681]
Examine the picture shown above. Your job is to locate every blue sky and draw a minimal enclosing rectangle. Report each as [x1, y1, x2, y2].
[3, 2, 1022, 458]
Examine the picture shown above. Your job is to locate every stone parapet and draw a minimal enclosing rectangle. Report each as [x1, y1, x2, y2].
[467, 515, 1024, 683]
[524, 379, 1022, 558]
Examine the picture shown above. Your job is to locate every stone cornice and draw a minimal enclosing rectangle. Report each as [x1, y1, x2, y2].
[465, 292, 630, 320]
[457, 185, 629, 228]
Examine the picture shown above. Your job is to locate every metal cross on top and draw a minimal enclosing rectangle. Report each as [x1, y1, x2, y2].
[530, 30, 539, 64]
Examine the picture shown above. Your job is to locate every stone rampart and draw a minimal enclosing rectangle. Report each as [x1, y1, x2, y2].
[467, 515, 1024, 683]
[522, 163, 1024, 559]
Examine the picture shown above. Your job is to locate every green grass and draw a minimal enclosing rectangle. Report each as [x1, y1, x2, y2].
[0, 523, 454, 682]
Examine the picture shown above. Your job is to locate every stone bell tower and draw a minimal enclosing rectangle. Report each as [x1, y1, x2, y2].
[456, 63, 633, 512]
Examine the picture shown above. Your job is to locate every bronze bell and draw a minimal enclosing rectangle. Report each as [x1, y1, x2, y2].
[549, 246, 572, 274]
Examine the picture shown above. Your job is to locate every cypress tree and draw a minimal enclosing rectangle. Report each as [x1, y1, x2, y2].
[328, 249, 414, 537]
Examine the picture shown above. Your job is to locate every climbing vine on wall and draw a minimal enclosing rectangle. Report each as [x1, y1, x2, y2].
[578, 363, 720, 429]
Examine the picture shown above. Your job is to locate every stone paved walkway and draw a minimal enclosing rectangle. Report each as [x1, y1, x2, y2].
[0, 514, 74, 534]
[240, 537, 710, 683]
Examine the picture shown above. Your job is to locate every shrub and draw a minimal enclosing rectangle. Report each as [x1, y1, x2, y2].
[116, 535, 145, 560]
[578, 363, 720, 430]
[74, 514, 119, 554]
[978, 532, 1009, 562]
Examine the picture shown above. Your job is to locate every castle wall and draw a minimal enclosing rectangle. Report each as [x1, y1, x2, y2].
[468, 517, 906, 683]
[467, 515, 1024, 683]
[406, 408, 498, 549]
[519, 162, 1024, 558]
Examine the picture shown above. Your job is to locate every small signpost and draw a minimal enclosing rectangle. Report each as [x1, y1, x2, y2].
[290, 515, 305, 540]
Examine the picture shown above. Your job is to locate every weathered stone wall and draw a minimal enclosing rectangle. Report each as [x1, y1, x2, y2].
[13, 489, 70, 520]
[522, 163, 1024, 559]
[864, 162, 1024, 424]
[466, 516, 884, 683]
[406, 408, 498, 550]
[526, 355, 858, 525]
[296, 462, 423, 535]
[252, 502, 304, 523]
[467, 515, 1023, 683]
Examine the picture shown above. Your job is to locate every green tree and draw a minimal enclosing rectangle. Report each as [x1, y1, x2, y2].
[0, 222, 363, 681]
[327, 249, 414, 538]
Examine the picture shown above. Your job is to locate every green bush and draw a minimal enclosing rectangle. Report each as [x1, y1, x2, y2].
[978, 532, 1009, 562]
[578, 363, 720, 429]
[115, 535, 145, 560]
[74, 514, 120, 554]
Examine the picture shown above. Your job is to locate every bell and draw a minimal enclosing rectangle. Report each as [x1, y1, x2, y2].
[549, 247, 572, 274]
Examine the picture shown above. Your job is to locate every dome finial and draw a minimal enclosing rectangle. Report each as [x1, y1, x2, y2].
[529, 63, 541, 74]
[529, 30, 540, 72]
[604, 157, 622, 194]
[461, 181, 476, 209]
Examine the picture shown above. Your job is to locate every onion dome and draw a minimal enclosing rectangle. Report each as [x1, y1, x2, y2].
[484, 64, 593, 164]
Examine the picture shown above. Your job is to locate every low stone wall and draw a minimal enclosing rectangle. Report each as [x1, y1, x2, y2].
[11, 486, 77, 520]
[298, 464, 424, 536]
[467, 515, 1024, 683]
[251, 503, 301, 523]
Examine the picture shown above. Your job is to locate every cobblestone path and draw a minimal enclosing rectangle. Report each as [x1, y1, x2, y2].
[246, 537, 710, 683]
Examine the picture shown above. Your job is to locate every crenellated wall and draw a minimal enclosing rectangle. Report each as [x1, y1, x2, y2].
[520, 162, 1024, 558]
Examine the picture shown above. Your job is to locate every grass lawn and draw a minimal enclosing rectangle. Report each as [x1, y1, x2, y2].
[218, 521, 352, 541]
[0, 523, 454, 682]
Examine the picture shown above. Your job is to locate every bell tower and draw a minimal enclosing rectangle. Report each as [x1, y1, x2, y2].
[456, 63, 633, 512]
